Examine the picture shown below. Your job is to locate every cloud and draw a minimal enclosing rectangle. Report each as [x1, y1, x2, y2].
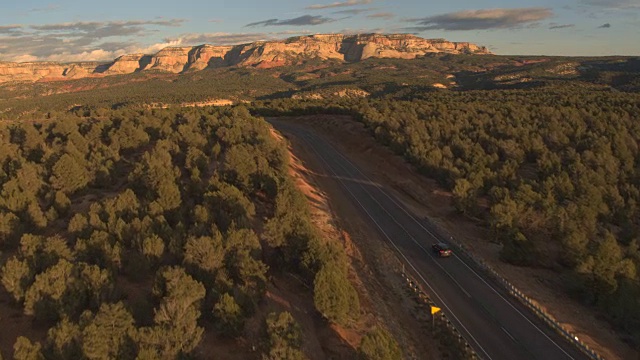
[549, 23, 575, 29]
[367, 12, 394, 19]
[407, 7, 553, 31]
[32, 19, 183, 32]
[580, 0, 640, 9]
[29, 4, 60, 13]
[338, 27, 385, 35]
[0, 27, 318, 63]
[0, 18, 186, 62]
[306, 0, 372, 10]
[0, 25, 24, 35]
[333, 8, 376, 15]
[246, 15, 334, 27]
[165, 32, 267, 45]
[598, 22, 612, 28]
[164, 31, 316, 45]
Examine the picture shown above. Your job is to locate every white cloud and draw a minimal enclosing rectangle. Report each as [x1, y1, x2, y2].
[246, 15, 334, 27]
[407, 8, 553, 31]
[0, 19, 186, 62]
[306, 0, 372, 10]
[580, 0, 640, 9]
[367, 12, 394, 19]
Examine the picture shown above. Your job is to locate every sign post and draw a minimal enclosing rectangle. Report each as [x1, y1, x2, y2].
[431, 306, 441, 330]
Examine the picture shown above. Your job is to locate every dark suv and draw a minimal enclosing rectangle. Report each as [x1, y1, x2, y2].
[432, 242, 452, 257]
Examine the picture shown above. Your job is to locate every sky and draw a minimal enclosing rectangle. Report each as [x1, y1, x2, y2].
[0, 0, 638, 62]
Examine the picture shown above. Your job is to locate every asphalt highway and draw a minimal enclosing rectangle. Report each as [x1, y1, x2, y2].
[271, 120, 589, 360]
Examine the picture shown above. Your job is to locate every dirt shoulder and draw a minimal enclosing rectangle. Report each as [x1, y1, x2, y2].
[275, 114, 636, 360]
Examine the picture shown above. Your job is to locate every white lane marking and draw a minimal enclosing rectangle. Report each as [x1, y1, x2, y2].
[452, 277, 472, 298]
[296, 131, 493, 360]
[502, 327, 517, 342]
[299, 135, 475, 298]
[312, 129, 577, 360]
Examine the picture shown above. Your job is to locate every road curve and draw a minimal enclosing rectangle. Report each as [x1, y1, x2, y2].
[270, 120, 588, 360]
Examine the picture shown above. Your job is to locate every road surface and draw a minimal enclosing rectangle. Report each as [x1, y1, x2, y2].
[271, 120, 589, 360]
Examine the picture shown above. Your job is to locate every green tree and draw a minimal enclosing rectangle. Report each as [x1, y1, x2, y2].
[108, 119, 150, 152]
[68, 213, 90, 239]
[141, 234, 165, 264]
[45, 318, 82, 360]
[221, 144, 258, 191]
[0, 211, 20, 245]
[183, 235, 224, 285]
[205, 182, 256, 231]
[137, 267, 205, 358]
[78, 263, 114, 310]
[224, 228, 268, 305]
[23, 259, 78, 321]
[499, 230, 537, 266]
[577, 232, 635, 299]
[263, 311, 306, 360]
[0, 179, 31, 213]
[81, 302, 136, 360]
[75, 230, 121, 271]
[26, 201, 48, 229]
[212, 293, 244, 336]
[313, 263, 360, 326]
[53, 191, 71, 216]
[19, 234, 74, 274]
[50, 153, 91, 194]
[1, 257, 32, 302]
[13, 336, 44, 360]
[452, 178, 476, 214]
[358, 327, 402, 360]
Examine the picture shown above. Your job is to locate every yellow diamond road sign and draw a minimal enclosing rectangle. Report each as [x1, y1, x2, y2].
[431, 306, 441, 315]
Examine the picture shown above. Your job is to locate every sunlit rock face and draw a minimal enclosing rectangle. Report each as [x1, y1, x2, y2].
[0, 34, 490, 83]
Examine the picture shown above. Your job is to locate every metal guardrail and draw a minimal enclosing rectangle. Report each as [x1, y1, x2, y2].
[423, 217, 606, 360]
[400, 271, 478, 359]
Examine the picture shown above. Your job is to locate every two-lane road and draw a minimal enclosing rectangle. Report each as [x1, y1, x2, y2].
[271, 120, 588, 360]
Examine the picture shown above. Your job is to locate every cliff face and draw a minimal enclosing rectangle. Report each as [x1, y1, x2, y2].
[187, 45, 233, 71]
[104, 54, 149, 74]
[0, 33, 490, 83]
[0, 62, 67, 83]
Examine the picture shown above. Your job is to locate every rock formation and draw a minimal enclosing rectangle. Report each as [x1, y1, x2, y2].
[0, 33, 490, 84]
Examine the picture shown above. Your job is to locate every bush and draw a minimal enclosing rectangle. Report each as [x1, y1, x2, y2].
[359, 327, 402, 360]
[313, 262, 360, 325]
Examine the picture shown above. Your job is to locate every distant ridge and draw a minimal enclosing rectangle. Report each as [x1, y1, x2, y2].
[0, 33, 490, 84]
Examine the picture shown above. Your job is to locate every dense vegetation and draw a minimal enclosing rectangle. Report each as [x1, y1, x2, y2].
[0, 106, 366, 359]
[1, 53, 639, 353]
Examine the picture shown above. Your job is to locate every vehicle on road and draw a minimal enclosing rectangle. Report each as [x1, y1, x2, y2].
[432, 242, 452, 257]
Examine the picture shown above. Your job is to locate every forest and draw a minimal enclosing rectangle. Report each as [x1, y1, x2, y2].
[1, 54, 639, 356]
[0, 106, 390, 359]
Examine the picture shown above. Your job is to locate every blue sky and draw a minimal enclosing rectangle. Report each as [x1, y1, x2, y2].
[0, 0, 638, 62]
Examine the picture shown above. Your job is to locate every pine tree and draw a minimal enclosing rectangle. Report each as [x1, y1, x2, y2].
[213, 293, 244, 336]
[263, 311, 306, 360]
[1, 257, 32, 302]
[313, 263, 360, 326]
[13, 337, 44, 360]
[81, 302, 136, 360]
[358, 327, 402, 360]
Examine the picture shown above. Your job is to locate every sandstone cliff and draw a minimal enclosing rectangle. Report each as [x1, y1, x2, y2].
[103, 54, 151, 74]
[0, 33, 490, 84]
